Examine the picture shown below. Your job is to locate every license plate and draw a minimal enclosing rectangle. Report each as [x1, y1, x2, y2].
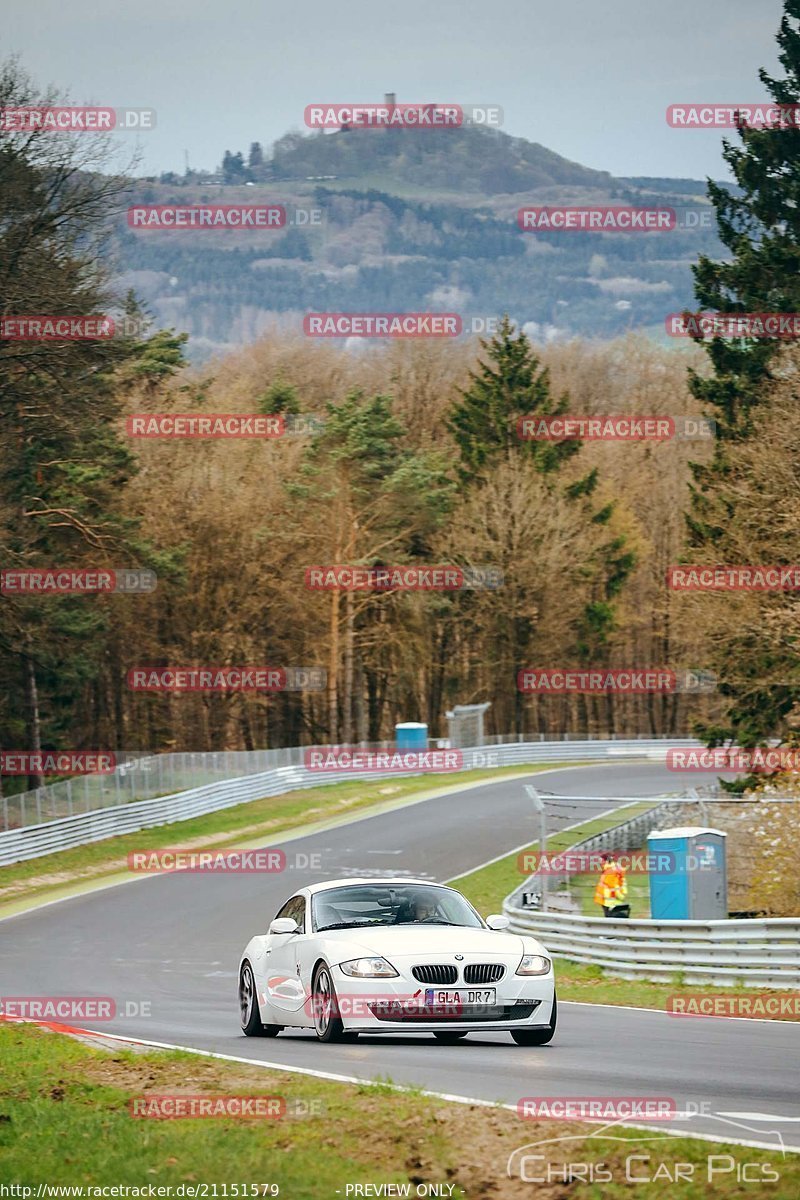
[424, 987, 496, 1007]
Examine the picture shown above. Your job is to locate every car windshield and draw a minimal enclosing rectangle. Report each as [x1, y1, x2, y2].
[311, 884, 484, 932]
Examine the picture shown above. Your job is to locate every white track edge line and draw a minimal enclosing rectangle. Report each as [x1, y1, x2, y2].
[38, 1024, 800, 1156]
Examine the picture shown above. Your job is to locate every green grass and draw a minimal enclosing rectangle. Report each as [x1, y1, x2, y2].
[0, 1022, 453, 1191]
[0, 763, 585, 912]
[0, 1022, 796, 1197]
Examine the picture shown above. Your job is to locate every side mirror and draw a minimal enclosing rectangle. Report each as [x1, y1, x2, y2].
[269, 917, 299, 935]
[486, 914, 510, 930]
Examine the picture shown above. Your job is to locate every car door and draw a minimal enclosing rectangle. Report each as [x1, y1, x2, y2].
[264, 894, 308, 1018]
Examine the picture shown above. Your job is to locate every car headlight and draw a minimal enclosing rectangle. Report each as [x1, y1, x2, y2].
[516, 954, 551, 976]
[339, 957, 399, 978]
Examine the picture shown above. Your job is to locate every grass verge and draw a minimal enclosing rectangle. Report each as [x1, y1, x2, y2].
[0, 1022, 795, 1198]
[0, 764, 585, 915]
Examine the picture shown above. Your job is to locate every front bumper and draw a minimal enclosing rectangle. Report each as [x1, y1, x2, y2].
[331, 968, 555, 1033]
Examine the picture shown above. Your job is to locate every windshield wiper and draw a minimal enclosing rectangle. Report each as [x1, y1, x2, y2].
[315, 920, 382, 931]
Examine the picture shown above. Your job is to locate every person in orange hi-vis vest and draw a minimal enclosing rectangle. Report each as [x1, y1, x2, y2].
[593, 852, 629, 918]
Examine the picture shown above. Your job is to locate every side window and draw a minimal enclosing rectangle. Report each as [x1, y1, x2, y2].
[288, 896, 306, 932]
[275, 895, 305, 932]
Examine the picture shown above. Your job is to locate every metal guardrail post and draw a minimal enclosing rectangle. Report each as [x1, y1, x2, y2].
[524, 785, 548, 911]
[688, 786, 707, 825]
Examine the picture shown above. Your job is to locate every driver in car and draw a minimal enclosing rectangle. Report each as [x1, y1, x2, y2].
[396, 896, 437, 923]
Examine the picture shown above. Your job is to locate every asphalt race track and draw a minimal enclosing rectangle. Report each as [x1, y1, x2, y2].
[2, 762, 799, 1153]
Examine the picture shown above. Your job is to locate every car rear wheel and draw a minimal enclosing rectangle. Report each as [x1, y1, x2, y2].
[511, 994, 557, 1045]
[433, 1031, 468, 1042]
[311, 963, 349, 1042]
[239, 961, 282, 1037]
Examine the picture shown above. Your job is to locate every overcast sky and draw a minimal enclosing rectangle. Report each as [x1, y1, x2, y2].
[5, 0, 787, 179]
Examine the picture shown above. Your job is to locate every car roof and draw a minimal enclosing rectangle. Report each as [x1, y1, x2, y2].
[302, 877, 453, 896]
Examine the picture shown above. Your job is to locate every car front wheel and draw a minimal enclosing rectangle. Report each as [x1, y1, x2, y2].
[511, 994, 557, 1046]
[311, 963, 351, 1042]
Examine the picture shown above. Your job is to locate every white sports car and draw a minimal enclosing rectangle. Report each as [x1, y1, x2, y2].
[238, 877, 556, 1044]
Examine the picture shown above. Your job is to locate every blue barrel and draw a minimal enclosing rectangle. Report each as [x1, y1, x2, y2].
[395, 722, 428, 750]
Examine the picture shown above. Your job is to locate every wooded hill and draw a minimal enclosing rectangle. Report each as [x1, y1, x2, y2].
[118, 122, 727, 361]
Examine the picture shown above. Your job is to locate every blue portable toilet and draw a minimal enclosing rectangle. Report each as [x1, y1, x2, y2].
[647, 826, 727, 920]
[395, 722, 428, 751]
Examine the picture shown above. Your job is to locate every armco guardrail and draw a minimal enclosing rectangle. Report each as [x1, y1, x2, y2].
[0, 737, 701, 866]
[0, 734, 697, 833]
[0, 766, 306, 868]
[502, 904, 800, 988]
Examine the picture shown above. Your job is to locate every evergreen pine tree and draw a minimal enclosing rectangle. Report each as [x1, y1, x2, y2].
[448, 315, 576, 484]
[688, 0, 800, 542]
[683, 2, 800, 744]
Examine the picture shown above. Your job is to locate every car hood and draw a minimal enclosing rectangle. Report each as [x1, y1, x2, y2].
[319, 924, 540, 960]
